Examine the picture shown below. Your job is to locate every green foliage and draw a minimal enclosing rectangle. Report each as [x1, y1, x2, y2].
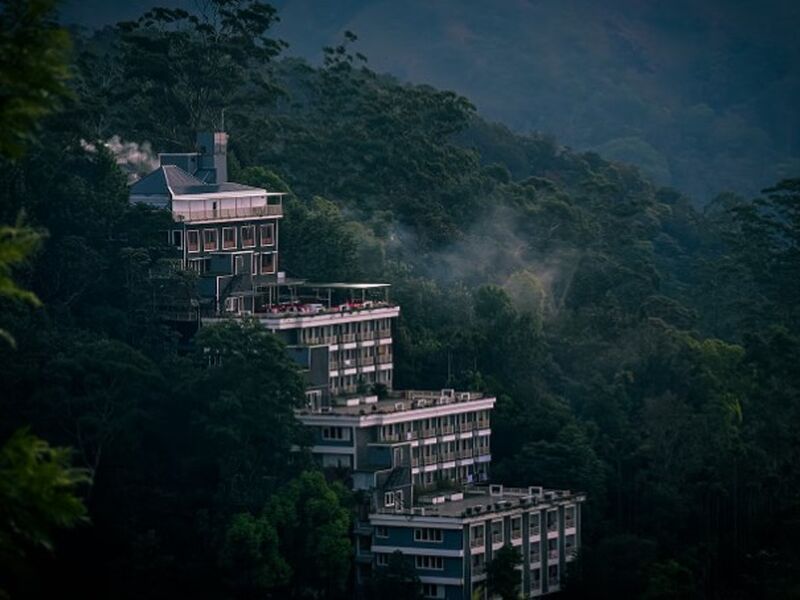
[0, 0, 72, 158]
[368, 550, 422, 600]
[486, 544, 522, 600]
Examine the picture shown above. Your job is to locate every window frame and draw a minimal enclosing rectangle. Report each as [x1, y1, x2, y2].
[186, 229, 200, 253]
[171, 229, 183, 248]
[241, 224, 256, 248]
[203, 228, 218, 251]
[260, 252, 276, 275]
[222, 226, 237, 250]
[259, 222, 275, 246]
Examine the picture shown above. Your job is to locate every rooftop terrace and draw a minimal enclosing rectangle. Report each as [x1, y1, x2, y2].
[296, 389, 490, 418]
[374, 484, 585, 519]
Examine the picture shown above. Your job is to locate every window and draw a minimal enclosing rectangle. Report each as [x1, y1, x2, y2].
[547, 510, 558, 532]
[321, 426, 348, 440]
[471, 552, 486, 574]
[171, 230, 183, 248]
[421, 583, 444, 598]
[471, 524, 485, 548]
[260, 223, 275, 246]
[548, 565, 559, 585]
[491, 520, 503, 544]
[375, 526, 388, 539]
[529, 513, 541, 536]
[414, 555, 443, 570]
[222, 227, 236, 249]
[530, 540, 541, 562]
[511, 517, 522, 540]
[260, 252, 276, 274]
[224, 296, 240, 313]
[565, 505, 576, 528]
[375, 553, 388, 567]
[531, 568, 541, 589]
[414, 528, 443, 543]
[187, 230, 200, 253]
[203, 228, 218, 251]
[241, 225, 255, 248]
[188, 258, 209, 274]
[234, 255, 245, 274]
[384, 492, 395, 508]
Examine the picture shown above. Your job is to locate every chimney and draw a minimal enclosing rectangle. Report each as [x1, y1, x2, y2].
[196, 131, 228, 184]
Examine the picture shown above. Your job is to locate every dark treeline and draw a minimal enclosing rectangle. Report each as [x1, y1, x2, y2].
[0, 1, 798, 599]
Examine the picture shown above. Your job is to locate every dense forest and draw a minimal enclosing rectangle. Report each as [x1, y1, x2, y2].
[1, 1, 798, 599]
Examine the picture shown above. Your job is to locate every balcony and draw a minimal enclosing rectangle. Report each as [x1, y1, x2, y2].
[376, 329, 392, 339]
[423, 455, 437, 466]
[470, 536, 485, 549]
[457, 449, 473, 460]
[175, 203, 283, 222]
[565, 518, 575, 529]
[548, 550, 559, 560]
[438, 452, 455, 462]
[530, 525, 541, 536]
[530, 552, 541, 564]
[340, 333, 357, 343]
[358, 331, 376, 341]
[360, 356, 375, 366]
[411, 457, 420, 467]
[382, 433, 400, 442]
[419, 428, 437, 438]
[439, 425, 455, 435]
[476, 420, 490, 429]
[376, 355, 393, 364]
[476, 446, 490, 456]
[458, 422, 473, 433]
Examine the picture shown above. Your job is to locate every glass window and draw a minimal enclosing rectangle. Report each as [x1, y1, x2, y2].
[171, 230, 183, 248]
[260, 223, 275, 246]
[203, 228, 218, 250]
[186, 230, 199, 253]
[260, 253, 276, 274]
[241, 225, 255, 248]
[222, 227, 236, 249]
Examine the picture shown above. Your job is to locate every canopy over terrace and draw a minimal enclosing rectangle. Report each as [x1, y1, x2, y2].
[253, 280, 393, 315]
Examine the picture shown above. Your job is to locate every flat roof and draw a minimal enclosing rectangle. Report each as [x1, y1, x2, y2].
[374, 486, 585, 519]
[302, 282, 391, 290]
[296, 390, 491, 418]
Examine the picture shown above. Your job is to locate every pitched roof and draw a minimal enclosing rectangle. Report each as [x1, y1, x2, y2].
[129, 165, 205, 196]
[130, 165, 264, 197]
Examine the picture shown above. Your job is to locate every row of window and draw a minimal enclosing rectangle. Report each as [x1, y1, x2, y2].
[178, 223, 275, 252]
[412, 463, 488, 487]
[321, 426, 350, 441]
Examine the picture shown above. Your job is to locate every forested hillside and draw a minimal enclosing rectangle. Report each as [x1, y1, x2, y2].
[1, 1, 798, 599]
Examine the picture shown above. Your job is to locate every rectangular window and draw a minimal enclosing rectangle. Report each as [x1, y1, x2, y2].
[375, 526, 388, 539]
[414, 555, 443, 570]
[171, 230, 183, 248]
[321, 427, 347, 440]
[384, 492, 395, 508]
[260, 223, 275, 246]
[565, 505, 576, 528]
[234, 255, 245, 274]
[511, 517, 522, 540]
[530, 513, 541, 536]
[203, 228, 218, 251]
[222, 227, 236, 249]
[491, 520, 503, 544]
[531, 568, 541, 589]
[187, 230, 200, 253]
[260, 252, 276, 275]
[224, 296, 240, 313]
[547, 510, 558, 532]
[471, 524, 485, 547]
[421, 583, 444, 598]
[375, 553, 388, 567]
[414, 528, 443, 543]
[241, 225, 256, 248]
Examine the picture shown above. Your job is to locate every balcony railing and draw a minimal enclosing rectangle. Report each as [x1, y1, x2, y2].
[382, 433, 400, 442]
[423, 455, 437, 466]
[411, 457, 420, 467]
[376, 329, 391, 339]
[340, 333, 357, 343]
[565, 518, 575, 529]
[458, 422, 473, 432]
[470, 537, 484, 549]
[530, 552, 541, 563]
[376, 355, 393, 364]
[419, 428, 437, 438]
[457, 449, 473, 460]
[548, 550, 559, 560]
[492, 532, 503, 544]
[548, 522, 558, 533]
[361, 356, 375, 366]
[438, 452, 455, 462]
[476, 446, 490, 456]
[358, 331, 376, 341]
[530, 525, 541, 536]
[476, 420, 490, 429]
[439, 425, 455, 435]
[176, 203, 283, 222]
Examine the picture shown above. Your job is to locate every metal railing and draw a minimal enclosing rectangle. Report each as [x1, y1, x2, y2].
[176, 203, 283, 222]
[548, 550, 559, 560]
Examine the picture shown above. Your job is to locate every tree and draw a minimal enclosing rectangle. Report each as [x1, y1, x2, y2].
[115, 0, 285, 148]
[264, 470, 352, 598]
[368, 550, 422, 600]
[0, 429, 89, 597]
[0, 0, 71, 158]
[219, 512, 290, 599]
[486, 544, 522, 600]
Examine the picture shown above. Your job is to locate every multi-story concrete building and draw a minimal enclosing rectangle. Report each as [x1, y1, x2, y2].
[369, 485, 584, 599]
[130, 131, 584, 599]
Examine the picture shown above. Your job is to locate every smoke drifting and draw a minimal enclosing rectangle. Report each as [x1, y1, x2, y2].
[81, 135, 159, 182]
